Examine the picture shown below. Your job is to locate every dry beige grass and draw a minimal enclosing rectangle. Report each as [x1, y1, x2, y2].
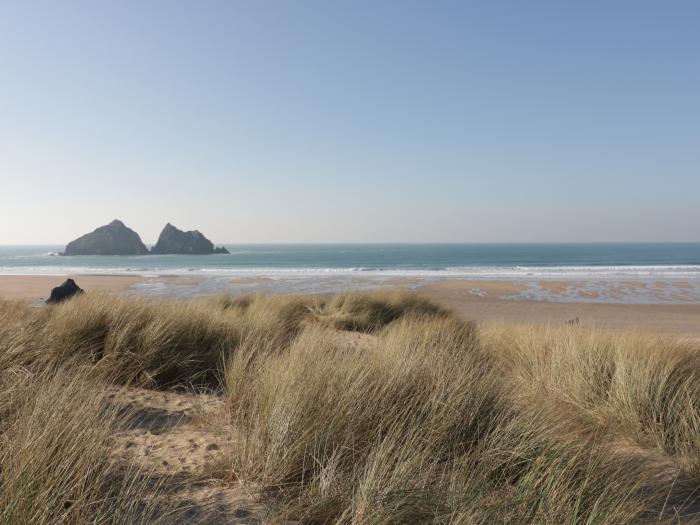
[484, 324, 700, 469]
[0, 365, 168, 524]
[224, 314, 699, 523]
[0, 290, 698, 523]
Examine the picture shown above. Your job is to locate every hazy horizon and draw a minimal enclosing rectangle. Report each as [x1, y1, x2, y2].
[2, 2, 699, 244]
[4, 239, 700, 248]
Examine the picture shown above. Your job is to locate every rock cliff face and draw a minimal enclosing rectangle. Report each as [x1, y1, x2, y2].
[62, 220, 150, 256]
[151, 223, 229, 255]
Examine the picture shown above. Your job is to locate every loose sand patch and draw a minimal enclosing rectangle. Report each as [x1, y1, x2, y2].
[109, 387, 263, 524]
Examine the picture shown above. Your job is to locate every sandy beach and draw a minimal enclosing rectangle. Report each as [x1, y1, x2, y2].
[0, 275, 145, 302]
[415, 280, 700, 339]
[2, 274, 700, 339]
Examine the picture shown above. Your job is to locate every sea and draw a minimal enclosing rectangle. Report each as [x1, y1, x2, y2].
[1, 243, 700, 303]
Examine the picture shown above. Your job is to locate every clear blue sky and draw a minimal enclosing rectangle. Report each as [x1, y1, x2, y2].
[1, 1, 698, 244]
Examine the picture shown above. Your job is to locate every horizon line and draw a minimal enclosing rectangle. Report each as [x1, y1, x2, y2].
[3, 241, 700, 247]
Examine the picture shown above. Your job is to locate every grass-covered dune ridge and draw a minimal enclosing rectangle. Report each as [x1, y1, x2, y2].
[0, 291, 698, 523]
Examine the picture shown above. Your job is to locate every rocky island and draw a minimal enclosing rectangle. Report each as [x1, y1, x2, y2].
[60, 220, 229, 256]
[151, 223, 230, 255]
[61, 220, 150, 256]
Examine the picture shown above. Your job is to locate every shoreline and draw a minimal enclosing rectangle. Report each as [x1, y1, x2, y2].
[2, 274, 700, 338]
[415, 280, 700, 339]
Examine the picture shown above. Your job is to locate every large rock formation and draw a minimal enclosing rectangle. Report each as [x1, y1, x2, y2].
[151, 223, 230, 255]
[46, 278, 84, 303]
[62, 220, 150, 256]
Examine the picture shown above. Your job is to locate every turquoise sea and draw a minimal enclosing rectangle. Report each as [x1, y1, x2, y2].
[2, 244, 700, 303]
[2, 243, 700, 277]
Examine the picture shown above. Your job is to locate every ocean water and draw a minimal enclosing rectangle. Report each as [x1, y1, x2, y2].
[2, 244, 700, 303]
[2, 243, 700, 278]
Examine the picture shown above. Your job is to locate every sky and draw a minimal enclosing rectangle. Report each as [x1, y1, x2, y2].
[0, 1, 698, 244]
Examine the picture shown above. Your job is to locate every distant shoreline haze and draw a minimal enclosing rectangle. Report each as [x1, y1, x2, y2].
[2, 242, 700, 247]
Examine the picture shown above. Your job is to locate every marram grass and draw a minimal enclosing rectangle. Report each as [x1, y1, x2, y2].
[0, 290, 697, 523]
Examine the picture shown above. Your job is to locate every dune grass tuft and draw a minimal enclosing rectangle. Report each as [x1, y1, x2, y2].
[319, 290, 450, 332]
[224, 312, 697, 523]
[485, 324, 700, 468]
[0, 365, 167, 524]
[0, 290, 698, 522]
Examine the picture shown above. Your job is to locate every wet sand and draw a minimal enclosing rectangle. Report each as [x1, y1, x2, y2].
[2, 275, 700, 339]
[416, 280, 700, 338]
[161, 276, 207, 286]
[229, 277, 275, 286]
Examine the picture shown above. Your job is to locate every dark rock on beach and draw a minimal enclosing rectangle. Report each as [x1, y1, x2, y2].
[151, 223, 230, 255]
[46, 278, 84, 304]
[62, 220, 150, 256]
